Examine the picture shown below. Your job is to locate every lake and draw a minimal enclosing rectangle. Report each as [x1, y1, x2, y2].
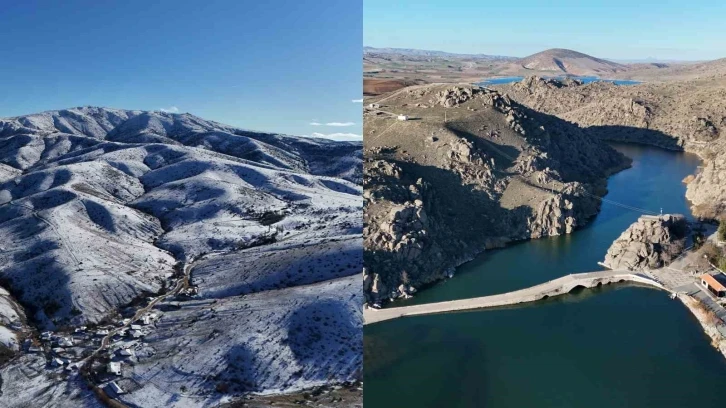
[364, 144, 726, 407]
[476, 76, 641, 86]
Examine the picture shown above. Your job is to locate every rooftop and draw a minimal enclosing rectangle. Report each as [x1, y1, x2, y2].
[701, 274, 726, 292]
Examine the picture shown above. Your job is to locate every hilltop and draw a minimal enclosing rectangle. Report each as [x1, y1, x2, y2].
[515, 48, 628, 76]
[0, 107, 362, 407]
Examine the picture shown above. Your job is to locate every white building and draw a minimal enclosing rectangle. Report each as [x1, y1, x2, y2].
[118, 348, 134, 357]
[129, 329, 143, 339]
[397, 115, 409, 121]
[57, 337, 73, 347]
[107, 362, 122, 375]
[107, 381, 124, 395]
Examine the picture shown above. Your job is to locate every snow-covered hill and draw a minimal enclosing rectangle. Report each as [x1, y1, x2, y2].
[0, 107, 362, 407]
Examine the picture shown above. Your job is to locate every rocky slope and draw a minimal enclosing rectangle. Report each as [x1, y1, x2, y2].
[363, 84, 630, 304]
[602, 214, 689, 270]
[496, 76, 726, 218]
[0, 107, 362, 407]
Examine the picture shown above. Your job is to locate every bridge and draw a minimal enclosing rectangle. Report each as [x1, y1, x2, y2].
[364, 270, 667, 325]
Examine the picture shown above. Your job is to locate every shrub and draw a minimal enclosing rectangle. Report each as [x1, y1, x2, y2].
[719, 220, 726, 241]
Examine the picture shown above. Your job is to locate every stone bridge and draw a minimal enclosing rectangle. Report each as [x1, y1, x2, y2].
[364, 270, 666, 325]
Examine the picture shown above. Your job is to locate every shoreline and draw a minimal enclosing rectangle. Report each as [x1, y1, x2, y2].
[678, 294, 726, 360]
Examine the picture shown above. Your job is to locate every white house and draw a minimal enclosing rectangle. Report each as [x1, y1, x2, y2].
[397, 115, 409, 121]
[57, 337, 73, 347]
[107, 381, 124, 395]
[107, 362, 122, 375]
[129, 329, 143, 339]
[118, 348, 134, 357]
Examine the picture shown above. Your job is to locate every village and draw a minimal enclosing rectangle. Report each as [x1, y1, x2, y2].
[22, 282, 201, 399]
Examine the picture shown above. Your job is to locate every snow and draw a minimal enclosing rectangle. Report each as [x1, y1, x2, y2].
[0, 107, 362, 405]
[117, 275, 362, 407]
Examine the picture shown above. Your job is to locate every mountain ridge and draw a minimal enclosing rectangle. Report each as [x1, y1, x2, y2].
[0, 106, 362, 406]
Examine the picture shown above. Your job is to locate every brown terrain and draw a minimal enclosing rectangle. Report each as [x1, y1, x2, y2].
[362, 83, 629, 304]
[513, 48, 628, 76]
[363, 78, 425, 96]
[363, 47, 515, 91]
[364, 47, 637, 91]
[495, 74, 726, 218]
[612, 58, 726, 82]
[362, 47, 726, 305]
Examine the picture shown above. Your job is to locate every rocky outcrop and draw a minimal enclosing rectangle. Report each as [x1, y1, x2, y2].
[528, 183, 601, 238]
[603, 214, 689, 270]
[497, 76, 726, 218]
[364, 83, 630, 304]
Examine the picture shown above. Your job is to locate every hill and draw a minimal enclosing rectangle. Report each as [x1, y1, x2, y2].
[515, 48, 628, 76]
[613, 57, 726, 81]
[496, 75, 726, 218]
[363, 84, 629, 304]
[0, 107, 362, 407]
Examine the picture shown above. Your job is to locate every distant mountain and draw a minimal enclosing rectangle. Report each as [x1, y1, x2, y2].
[516, 48, 628, 75]
[363, 46, 517, 61]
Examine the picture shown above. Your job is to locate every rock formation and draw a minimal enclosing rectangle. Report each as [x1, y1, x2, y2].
[497, 75, 726, 218]
[363, 84, 630, 304]
[603, 214, 689, 270]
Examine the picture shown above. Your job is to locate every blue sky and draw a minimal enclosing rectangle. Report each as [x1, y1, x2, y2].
[364, 0, 726, 61]
[0, 0, 362, 140]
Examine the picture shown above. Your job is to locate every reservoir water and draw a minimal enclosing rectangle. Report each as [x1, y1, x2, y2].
[476, 76, 641, 86]
[364, 143, 726, 407]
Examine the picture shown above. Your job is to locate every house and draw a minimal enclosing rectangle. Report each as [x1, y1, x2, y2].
[106, 381, 124, 395]
[701, 274, 726, 297]
[51, 358, 64, 367]
[57, 337, 73, 347]
[129, 329, 143, 339]
[118, 348, 134, 357]
[41, 331, 52, 340]
[107, 362, 122, 375]
[397, 115, 409, 121]
[368, 103, 381, 109]
[130, 324, 142, 330]
[139, 315, 152, 325]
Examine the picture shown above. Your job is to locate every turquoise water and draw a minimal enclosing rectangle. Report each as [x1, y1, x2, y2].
[477, 76, 640, 86]
[364, 144, 726, 407]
